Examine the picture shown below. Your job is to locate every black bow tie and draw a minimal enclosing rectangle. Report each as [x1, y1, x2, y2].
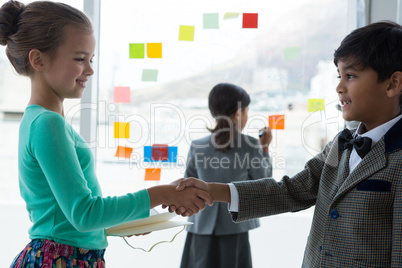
[338, 129, 372, 159]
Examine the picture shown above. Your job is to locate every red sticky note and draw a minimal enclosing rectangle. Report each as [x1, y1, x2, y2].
[152, 144, 169, 161]
[269, 115, 285, 130]
[114, 86, 131, 103]
[145, 168, 161, 181]
[242, 13, 258, 28]
[115, 146, 133, 159]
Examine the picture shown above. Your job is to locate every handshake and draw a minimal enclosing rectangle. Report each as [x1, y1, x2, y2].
[148, 178, 231, 217]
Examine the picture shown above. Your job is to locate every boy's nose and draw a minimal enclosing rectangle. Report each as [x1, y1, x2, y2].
[335, 81, 345, 93]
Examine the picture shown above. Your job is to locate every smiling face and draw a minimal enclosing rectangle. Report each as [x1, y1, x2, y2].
[42, 26, 95, 100]
[336, 59, 395, 131]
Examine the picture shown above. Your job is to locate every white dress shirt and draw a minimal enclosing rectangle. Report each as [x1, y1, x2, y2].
[229, 114, 402, 212]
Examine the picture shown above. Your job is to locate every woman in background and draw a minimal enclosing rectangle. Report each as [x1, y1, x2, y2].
[180, 83, 273, 268]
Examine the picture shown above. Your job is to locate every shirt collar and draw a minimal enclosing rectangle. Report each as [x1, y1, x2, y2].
[355, 114, 402, 147]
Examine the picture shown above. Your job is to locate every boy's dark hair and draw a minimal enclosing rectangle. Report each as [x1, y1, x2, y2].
[207, 83, 250, 152]
[334, 21, 402, 108]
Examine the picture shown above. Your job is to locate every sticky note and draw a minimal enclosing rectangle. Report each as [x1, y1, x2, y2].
[203, 13, 219, 29]
[113, 86, 131, 103]
[141, 69, 158, 82]
[308, 99, 325, 112]
[145, 168, 161, 181]
[114, 122, 130, 138]
[269, 115, 285, 130]
[242, 13, 258, 28]
[283, 47, 302, 60]
[223, 12, 240, 19]
[129, 43, 144, 59]
[115, 146, 133, 159]
[144, 146, 178, 162]
[152, 144, 169, 161]
[147, 43, 162, 58]
[179, 25, 195, 41]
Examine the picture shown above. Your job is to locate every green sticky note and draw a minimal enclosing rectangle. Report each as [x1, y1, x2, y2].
[308, 99, 325, 112]
[129, 43, 144, 59]
[223, 12, 240, 19]
[142, 69, 158, 82]
[203, 13, 219, 29]
[283, 47, 302, 60]
[179, 25, 195, 41]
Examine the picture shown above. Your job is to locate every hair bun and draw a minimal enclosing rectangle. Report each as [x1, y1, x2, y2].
[0, 1, 25, 46]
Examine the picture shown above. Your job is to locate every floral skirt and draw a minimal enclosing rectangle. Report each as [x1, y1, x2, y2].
[10, 239, 105, 268]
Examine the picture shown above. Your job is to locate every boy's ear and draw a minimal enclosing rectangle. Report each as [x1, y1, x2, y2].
[28, 49, 46, 72]
[386, 71, 402, 98]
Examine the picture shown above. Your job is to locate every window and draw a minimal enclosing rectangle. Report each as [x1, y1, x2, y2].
[0, 0, 355, 266]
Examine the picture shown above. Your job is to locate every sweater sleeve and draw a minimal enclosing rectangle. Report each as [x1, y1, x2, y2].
[29, 112, 150, 232]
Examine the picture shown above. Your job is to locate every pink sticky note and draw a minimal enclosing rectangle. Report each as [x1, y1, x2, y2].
[114, 86, 131, 103]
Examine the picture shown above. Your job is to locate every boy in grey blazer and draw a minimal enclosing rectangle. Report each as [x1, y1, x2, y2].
[173, 21, 402, 267]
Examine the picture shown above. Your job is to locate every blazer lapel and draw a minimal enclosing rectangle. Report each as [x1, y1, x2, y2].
[334, 138, 387, 200]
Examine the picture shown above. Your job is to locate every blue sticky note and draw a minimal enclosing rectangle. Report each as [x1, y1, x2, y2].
[144, 146, 178, 162]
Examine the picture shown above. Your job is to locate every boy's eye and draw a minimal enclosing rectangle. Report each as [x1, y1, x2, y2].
[346, 74, 355, 79]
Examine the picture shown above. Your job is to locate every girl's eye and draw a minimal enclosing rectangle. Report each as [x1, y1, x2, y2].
[75, 58, 85, 62]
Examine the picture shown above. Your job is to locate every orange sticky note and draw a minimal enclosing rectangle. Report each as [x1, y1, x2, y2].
[114, 122, 130, 138]
[114, 86, 131, 103]
[269, 115, 285, 130]
[147, 43, 162, 58]
[145, 168, 161, 181]
[115, 146, 133, 159]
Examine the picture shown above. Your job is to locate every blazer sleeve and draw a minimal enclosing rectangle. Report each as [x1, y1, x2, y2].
[231, 139, 333, 223]
[392, 176, 402, 265]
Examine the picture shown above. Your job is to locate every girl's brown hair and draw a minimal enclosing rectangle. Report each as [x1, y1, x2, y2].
[0, 0, 92, 76]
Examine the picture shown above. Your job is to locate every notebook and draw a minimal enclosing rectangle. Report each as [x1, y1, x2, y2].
[106, 210, 193, 236]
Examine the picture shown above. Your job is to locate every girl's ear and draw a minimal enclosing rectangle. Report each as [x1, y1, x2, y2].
[387, 71, 402, 98]
[28, 49, 45, 72]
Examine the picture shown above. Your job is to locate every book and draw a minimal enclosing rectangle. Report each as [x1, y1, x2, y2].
[106, 211, 193, 237]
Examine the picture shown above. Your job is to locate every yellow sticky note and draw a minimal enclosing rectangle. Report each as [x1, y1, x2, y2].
[145, 168, 161, 181]
[179, 25, 195, 41]
[115, 146, 133, 159]
[147, 43, 162, 58]
[223, 12, 240, 19]
[114, 122, 129, 139]
[308, 99, 325, 112]
[269, 115, 285, 130]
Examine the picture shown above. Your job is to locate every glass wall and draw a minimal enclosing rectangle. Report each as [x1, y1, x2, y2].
[0, 0, 352, 266]
[96, 0, 348, 195]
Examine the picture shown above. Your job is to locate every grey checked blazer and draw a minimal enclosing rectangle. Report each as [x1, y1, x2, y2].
[185, 134, 272, 235]
[232, 117, 402, 267]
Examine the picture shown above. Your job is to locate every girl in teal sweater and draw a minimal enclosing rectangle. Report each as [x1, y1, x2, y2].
[0, 1, 211, 267]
